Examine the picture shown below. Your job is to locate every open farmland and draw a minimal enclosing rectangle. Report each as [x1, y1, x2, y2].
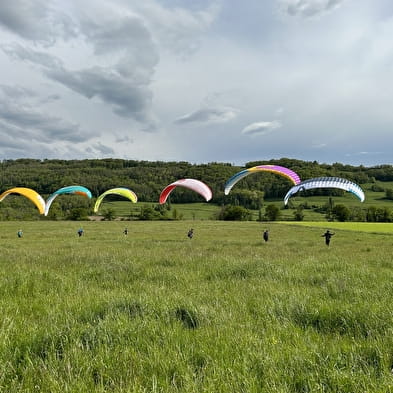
[1, 220, 393, 392]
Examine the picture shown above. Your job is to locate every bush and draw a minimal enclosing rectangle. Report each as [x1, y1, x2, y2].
[385, 189, 393, 200]
[102, 208, 116, 221]
[264, 204, 281, 221]
[293, 206, 304, 221]
[67, 208, 89, 221]
[138, 205, 169, 220]
[217, 205, 252, 221]
[332, 204, 351, 222]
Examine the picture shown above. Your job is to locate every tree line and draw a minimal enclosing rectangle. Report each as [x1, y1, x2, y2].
[1, 157, 393, 221]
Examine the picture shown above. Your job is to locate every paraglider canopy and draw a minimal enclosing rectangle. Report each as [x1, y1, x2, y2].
[224, 164, 301, 195]
[0, 187, 45, 214]
[94, 187, 138, 213]
[45, 185, 92, 216]
[284, 177, 365, 205]
[159, 179, 212, 204]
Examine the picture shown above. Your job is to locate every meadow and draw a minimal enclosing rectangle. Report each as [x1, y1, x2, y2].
[99, 179, 393, 222]
[283, 221, 393, 234]
[1, 220, 393, 392]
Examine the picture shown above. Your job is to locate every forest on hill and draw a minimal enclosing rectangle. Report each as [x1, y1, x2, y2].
[1, 157, 393, 221]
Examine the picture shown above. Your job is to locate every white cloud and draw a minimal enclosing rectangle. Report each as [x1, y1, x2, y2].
[241, 121, 282, 136]
[312, 143, 327, 149]
[175, 106, 238, 125]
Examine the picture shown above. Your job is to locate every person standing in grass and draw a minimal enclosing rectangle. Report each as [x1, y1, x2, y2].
[17, 229, 23, 238]
[77, 227, 84, 237]
[187, 228, 194, 239]
[123, 228, 128, 235]
[322, 229, 334, 246]
[263, 229, 269, 242]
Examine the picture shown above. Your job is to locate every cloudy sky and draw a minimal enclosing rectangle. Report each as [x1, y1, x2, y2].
[0, 0, 392, 166]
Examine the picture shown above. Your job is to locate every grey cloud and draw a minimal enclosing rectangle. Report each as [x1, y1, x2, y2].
[0, 121, 32, 148]
[74, 13, 159, 123]
[0, 87, 95, 144]
[0, 2, 161, 126]
[0, 0, 77, 44]
[124, 1, 221, 56]
[0, 118, 99, 160]
[2, 5, 160, 126]
[79, 14, 159, 81]
[0, 120, 61, 159]
[39, 94, 61, 104]
[80, 15, 152, 55]
[115, 135, 134, 143]
[283, 0, 345, 17]
[175, 106, 237, 124]
[241, 121, 282, 136]
[46, 66, 153, 121]
[0, 84, 36, 99]
[3, 43, 157, 124]
[90, 142, 115, 155]
[2, 43, 63, 68]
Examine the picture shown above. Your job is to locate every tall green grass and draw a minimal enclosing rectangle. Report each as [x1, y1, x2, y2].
[0, 221, 393, 392]
[283, 221, 393, 233]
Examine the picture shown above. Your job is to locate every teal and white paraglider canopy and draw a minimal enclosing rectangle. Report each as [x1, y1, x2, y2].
[284, 177, 365, 205]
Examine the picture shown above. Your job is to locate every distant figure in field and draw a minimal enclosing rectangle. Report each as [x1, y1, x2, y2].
[17, 229, 23, 238]
[77, 228, 84, 237]
[123, 228, 128, 236]
[322, 230, 334, 246]
[263, 229, 269, 242]
[187, 228, 194, 239]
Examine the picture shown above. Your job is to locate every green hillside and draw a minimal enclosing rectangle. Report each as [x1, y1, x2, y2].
[1, 158, 393, 222]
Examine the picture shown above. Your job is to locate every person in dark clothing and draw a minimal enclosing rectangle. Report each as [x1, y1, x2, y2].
[77, 228, 84, 237]
[187, 228, 194, 239]
[322, 230, 334, 246]
[123, 228, 128, 235]
[263, 229, 269, 242]
[17, 229, 23, 238]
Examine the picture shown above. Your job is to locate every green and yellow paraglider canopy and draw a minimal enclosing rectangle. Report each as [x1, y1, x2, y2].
[94, 187, 138, 213]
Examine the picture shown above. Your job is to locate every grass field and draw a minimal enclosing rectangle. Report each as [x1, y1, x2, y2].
[1, 220, 393, 392]
[282, 221, 393, 233]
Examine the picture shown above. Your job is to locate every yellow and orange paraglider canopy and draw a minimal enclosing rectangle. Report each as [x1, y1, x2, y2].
[0, 187, 46, 214]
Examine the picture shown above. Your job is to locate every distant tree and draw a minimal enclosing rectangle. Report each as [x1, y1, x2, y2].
[217, 205, 252, 221]
[264, 204, 281, 221]
[103, 208, 116, 221]
[171, 208, 183, 220]
[138, 204, 169, 220]
[349, 206, 366, 222]
[45, 203, 63, 220]
[139, 205, 158, 220]
[154, 204, 169, 219]
[293, 206, 304, 221]
[385, 189, 393, 200]
[366, 206, 377, 222]
[375, 207, 392, 222]
[370, 184, 385, 192]
[366, 206, 392, 222]
[67, 208, 89, 221]
[332, 204, 351, 222]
